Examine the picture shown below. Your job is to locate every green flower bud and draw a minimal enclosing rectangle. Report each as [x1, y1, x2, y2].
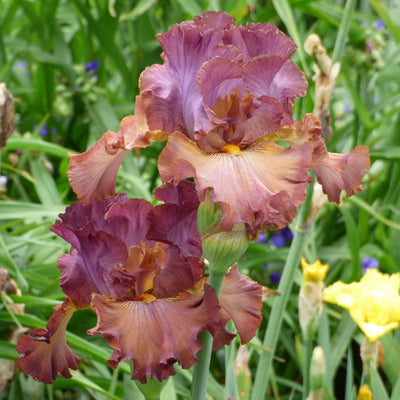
[198, 198, 249, 275]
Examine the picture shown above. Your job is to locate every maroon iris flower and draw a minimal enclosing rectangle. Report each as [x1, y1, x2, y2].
[67, 11, 369, 238]
[17, 182, 262, 384]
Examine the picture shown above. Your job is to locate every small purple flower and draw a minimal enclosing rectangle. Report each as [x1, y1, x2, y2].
[375, 20, 385, 31]
[257, 232, 267, 244]
[85, 60, 100, 74]
[262, 262, 269, 269]
[271, 227, 293, 248]
[14, 61, 28, 70]
[344, 103, 351, 114]
[361, 257, 379, 274]
[34, 123, 57, 137]
[270, 271, 281, 285]
[281, 227, 293, 242]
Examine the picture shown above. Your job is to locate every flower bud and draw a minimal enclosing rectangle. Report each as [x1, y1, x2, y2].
[198, 197, 249, 274]
[299, 259, 328, 340]
[358, 384, 373, 400]
[234, 345, 251, 399]
[310, 346, 325, 392]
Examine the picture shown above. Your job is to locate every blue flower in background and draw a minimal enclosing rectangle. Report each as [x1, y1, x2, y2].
[361, 257, 379, 274]
[271, 227, 293, 248]
[15, 60, 28, 70]
[257, 232, 267, 244]
[344, 103, 351, 114]
[85, 60, 100, 74]
[270, 271, 281, 285]
[375, 20, 385, 31]
[34, 123, 57, 137]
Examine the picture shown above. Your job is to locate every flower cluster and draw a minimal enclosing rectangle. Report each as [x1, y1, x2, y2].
[17, 10, 370, 386]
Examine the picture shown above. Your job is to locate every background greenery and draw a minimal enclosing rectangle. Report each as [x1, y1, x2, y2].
[1, 0, 399, 399]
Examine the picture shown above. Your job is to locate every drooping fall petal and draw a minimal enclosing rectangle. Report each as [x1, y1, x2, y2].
[218, 265, 263, 344]
[88, 285, 221, 383]
[17, 298, 81, 384]
[68, 99, 168, 204]
[159, 131, 313, 236]
[313, 145, 371, 203]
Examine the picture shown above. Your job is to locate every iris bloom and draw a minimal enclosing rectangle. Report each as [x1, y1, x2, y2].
[67, 11, 370, 238]
[17, 182, 263, 383]
[323, 269, 400, 342]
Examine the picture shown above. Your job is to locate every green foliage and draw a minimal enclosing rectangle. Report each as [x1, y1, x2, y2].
[1, 0, 400, 399]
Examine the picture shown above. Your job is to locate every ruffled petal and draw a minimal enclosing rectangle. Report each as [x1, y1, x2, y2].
[68, 96, 167, 204]
[244, 55, 308, 109]
[218, 266, 263, 344]
[68, 129, 128, 204]
[141, 15, 232, 137]
[158, 132, 313, 236]
[148, 181, 202, 259]
[17, 298, 81, 384]
[88, 285, 221, 383]
[235, 22, 297, 60]
[153, 246, 204, 298]
[313, 146, 370, 203]
[57, 250, 97, 306]
[52, 196, 153, 251]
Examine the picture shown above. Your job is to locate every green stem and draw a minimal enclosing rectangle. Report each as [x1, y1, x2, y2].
[251, 187, 313, 400]
[190, 270, 225, 400]
[302, 338, 312, 400]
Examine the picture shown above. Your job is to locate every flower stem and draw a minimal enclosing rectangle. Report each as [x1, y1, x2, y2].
[190, 270, 225, 400]
[251, 186, 313, 400]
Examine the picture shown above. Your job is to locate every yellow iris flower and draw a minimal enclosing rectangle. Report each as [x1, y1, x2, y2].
[323, 269, 400, 342]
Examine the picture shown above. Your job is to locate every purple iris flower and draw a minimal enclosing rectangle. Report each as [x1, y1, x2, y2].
[361, 257, 379, 274]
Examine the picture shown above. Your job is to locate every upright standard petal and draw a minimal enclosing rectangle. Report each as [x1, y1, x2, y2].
[88, 285, 220, 383]
[17, 298, 81, 384]
[148, 181, 202, 259]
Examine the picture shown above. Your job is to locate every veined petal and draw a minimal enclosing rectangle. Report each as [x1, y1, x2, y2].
[68, 129, 128, 204]
[218, 265, 263, 344]
[198, 57, 244, 115]
[153, 246, 204, 298]
[68, 96, 167, 204]
[57, 251, 97, 306]
[158, 132, 312, 236]
[141, 14, 232, 137]
[244, 55, 308, 109]
[235, 22, 297, 60]
[17, 298, 81, 384]
[88, 285, 220, 383]
[313, 146, 370, 203]
[148, 181, 202, 259]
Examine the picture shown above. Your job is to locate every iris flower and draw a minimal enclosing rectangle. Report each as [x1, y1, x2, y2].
[68, 11, 369, 238]
[323, 269, 400, 342]
[17, 182, 262, 383]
